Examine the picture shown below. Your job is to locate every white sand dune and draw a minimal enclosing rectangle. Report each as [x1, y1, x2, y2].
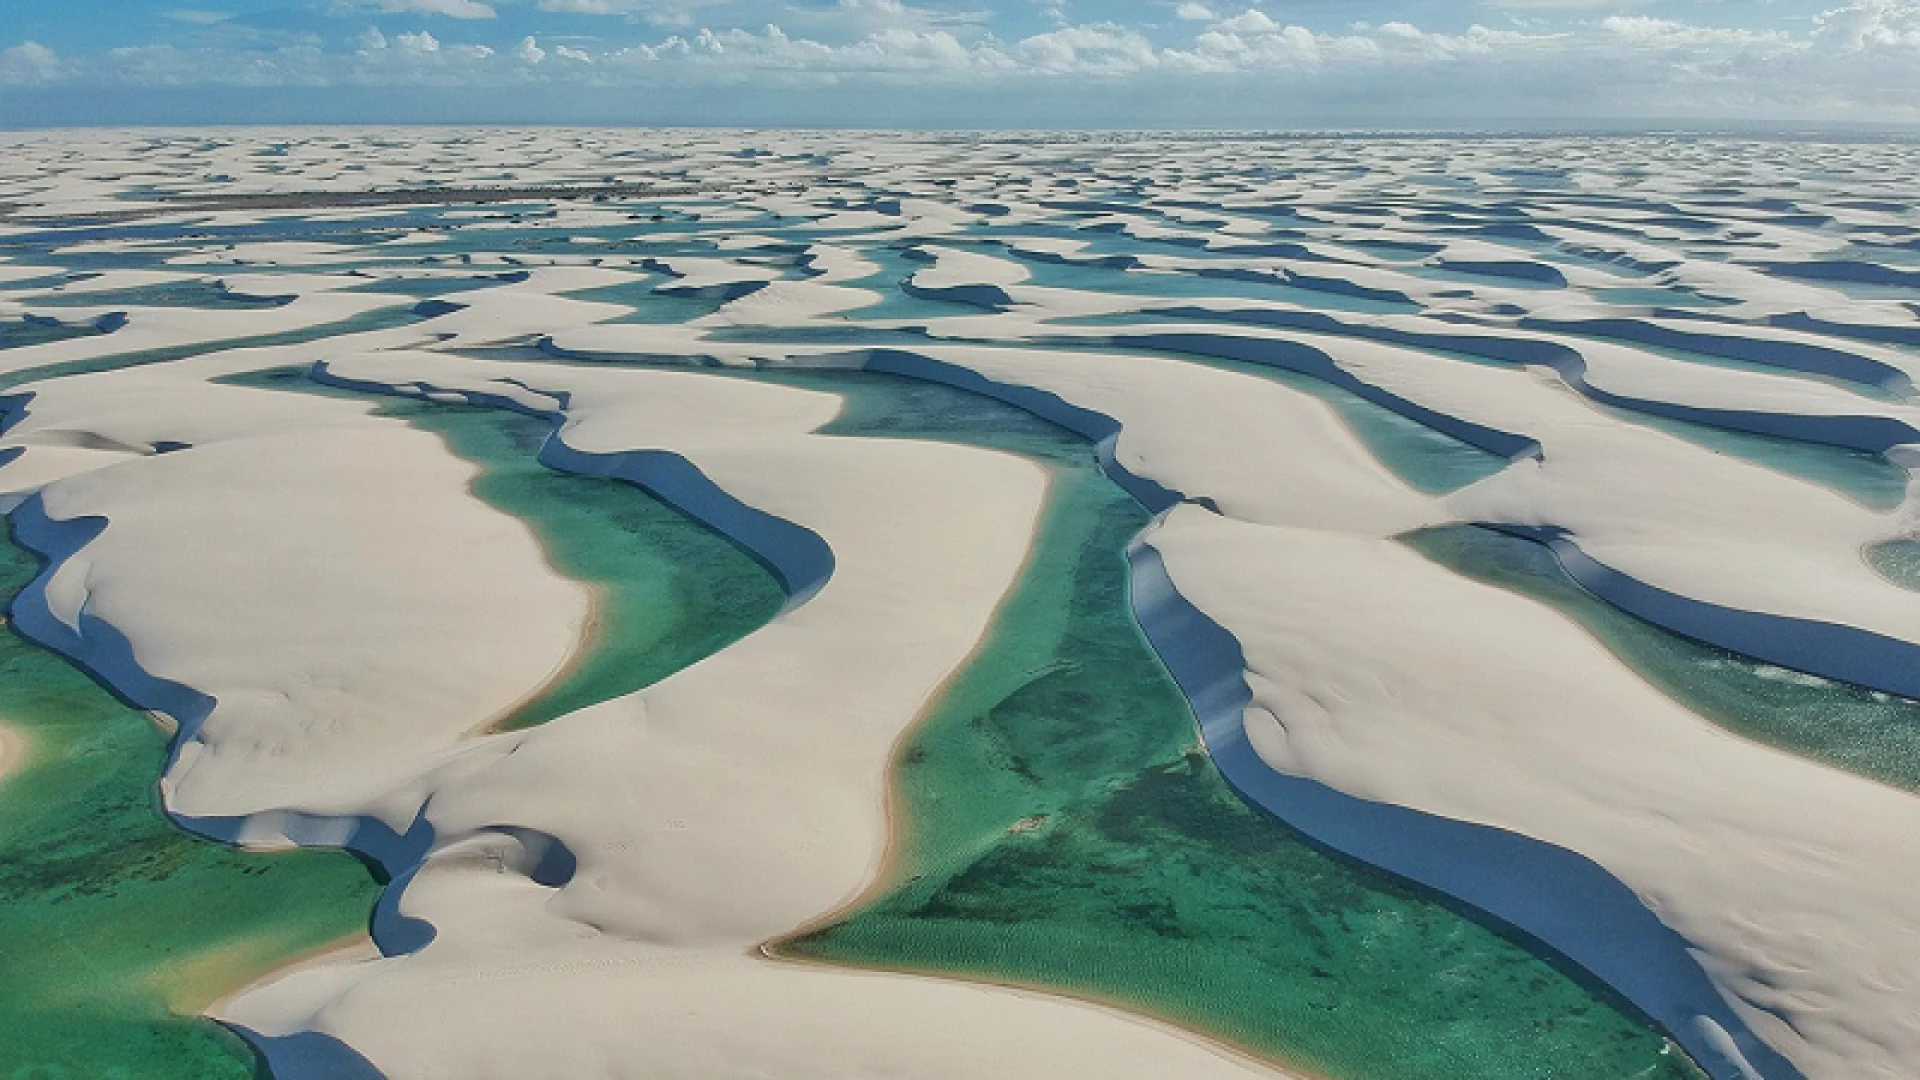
[1, 342, 1293, 1079]
[5, 128, 1919, 1080]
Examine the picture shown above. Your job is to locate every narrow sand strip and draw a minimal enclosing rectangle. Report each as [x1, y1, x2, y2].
[0, 722, 26, 786]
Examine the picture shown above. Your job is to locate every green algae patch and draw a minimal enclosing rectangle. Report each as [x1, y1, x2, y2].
[1406, 524, 1920, 793]
[0, 530, 379, 1080]
[224, 367, 788, 731]
[740, 369, 1702, 1080]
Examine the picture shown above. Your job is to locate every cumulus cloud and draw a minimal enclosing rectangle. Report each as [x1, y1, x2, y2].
[1016, 23, 1158, 74]
[10, 0, 1920, 122]
[1814, 0, 1920, 50]
[1600, 16, 1785, 48]
[0, 41, 62, 84]
[1213, 9, 1279, 34]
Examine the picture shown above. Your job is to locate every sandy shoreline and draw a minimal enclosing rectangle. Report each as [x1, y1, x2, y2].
[16, 130, 1920, 1078]
[758, 458, 1322, 1080]
[481, 580, 603, 735]
[763, 946, 1323, 1080]
[205, 933, 379, 1022]
[0, 722, 27, 786]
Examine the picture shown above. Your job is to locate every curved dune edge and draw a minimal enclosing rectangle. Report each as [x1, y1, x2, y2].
[764, 948, 1322, 1080]
[581, 324, 1920, 716]
[544, 340, 1920, 1080]
[308, 362, 836, 609]
[1125, 531, 1785, 1080]
[489, 341, 1788, 1074]
[8, 132, 1920, 1080]
[796, 333, 1920, 708]
[1078, 307, 1920, 453]
[5, 352, 1291, 1080]
[754, 349, 1783, 1078]
[306, 360, 1319, 1080]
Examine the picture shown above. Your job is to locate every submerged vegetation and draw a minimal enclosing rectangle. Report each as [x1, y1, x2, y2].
[752, 368, 1702, 1080]
[0, 530, 379, 1080]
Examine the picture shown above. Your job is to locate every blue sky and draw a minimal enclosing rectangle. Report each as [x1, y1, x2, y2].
[3, 0, 1919, 126]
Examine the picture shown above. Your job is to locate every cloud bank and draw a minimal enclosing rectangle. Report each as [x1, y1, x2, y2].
[3, 2, 1920, 125]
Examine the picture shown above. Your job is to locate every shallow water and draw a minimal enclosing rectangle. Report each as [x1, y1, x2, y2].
[835, 245, 986, 323]
[1867, 535, 1920, 590]
[1015, 255, 1420, 315]
[1025, 338, 1512, 495]
[0, 303, 429, 395]
[711, 333, 1507, 496]
[564, 274, 731, 325]
[21, 280, 292, 310]
[224, 367, 787, 731]
[1591, 287, 1738, 309]
[1405, 524, 1920, 792]
[1599, 405, 1910, 510]
[749, 368, 1701, 1080]
[0, 317, 103, 352]
[1172, 349, 1513, 495]
[0, 529, 379, 1080]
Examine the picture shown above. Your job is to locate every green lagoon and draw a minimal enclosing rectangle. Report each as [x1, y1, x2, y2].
[0, 531, 378, 1080]
[0, 361, 790, 1080]
[226, 367, 788, 730]
[742, 368, 1701, 1080]
[0, 304, 429, 395]
[1406, 524, 1920, 793]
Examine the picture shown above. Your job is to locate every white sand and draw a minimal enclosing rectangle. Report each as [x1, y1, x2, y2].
[2, 340, 1294, 1078]
[8, 129, 1920, 1080]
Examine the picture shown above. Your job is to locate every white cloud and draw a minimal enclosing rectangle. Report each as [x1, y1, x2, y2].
[333, 0, 496, 19]
[1600, 16, 1785, 48]
[1214, 9, 1280, 34]
[14, 1, 1920, 122]
[163, 10, 236, 24]
[0, 41, 62, 84]
[1016, 23, 1159, 74]
[533, 0, 732, 27]
[536, 0, 626, 12]
[1814, 0, 1920, 51]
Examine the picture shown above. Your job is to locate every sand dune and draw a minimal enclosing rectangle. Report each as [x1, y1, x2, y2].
[5, 129, 1919, 1080]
